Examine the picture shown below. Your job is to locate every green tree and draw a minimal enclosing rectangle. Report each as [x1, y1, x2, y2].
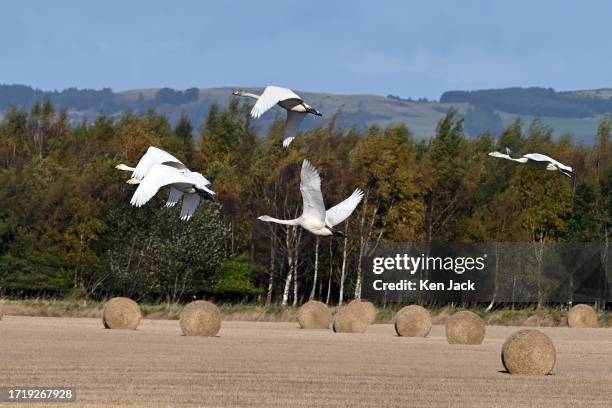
[174, 112, 194, 162]
[210, 254, 263, 299]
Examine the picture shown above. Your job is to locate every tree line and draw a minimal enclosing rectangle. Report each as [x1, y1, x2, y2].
[441, 87, 612, 118]
[0, 84, 198, 113]
[0, 98, 610, 305]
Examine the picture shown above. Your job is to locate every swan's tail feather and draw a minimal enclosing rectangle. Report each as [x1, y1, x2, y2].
[282, 137, 295, 148]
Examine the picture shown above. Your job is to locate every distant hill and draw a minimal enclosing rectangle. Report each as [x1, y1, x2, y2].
[440, 87, 612, 118]
[1, 84, 611, 143]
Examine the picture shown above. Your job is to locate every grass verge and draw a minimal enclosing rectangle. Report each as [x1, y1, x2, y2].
[0, 298, 610, 327]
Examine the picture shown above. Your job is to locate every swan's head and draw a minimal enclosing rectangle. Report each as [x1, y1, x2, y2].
[329, 226, 347, 238]
[232, 90, 244, 97]
[199, 191, 215, 202]
[488, 151, 505, 158]
[196, 185, 216, 201]
[332, 229, 347, 238]
[257, 215, 272, 222]
[126, 178, 141, 185]
[306, 106, 322, 117]
[556, 164, 575, 178]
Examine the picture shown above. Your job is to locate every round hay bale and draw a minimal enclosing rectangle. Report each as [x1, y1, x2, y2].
[179, 300, 221, 336]
[347, 299, 377, 324]
[332, 306, 368, 333]
[394, 305, 432, 337]
[501, 329, 556, 375]
[567, 304, 598, 328]
[298, 301, 331, 329]
[102, 297, 141, 330]
[445, 311, 485, 345]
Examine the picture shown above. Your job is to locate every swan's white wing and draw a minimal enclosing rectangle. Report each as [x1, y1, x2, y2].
[180, 193, 201, 220]
[165, 187, 183, 208]
[283, 111, 306, 147]
[523, 153, 572, 171]
[130, 164, 189, 207]
[251, 86, 302, 119]
[132, 146, 185, 180]
[185, 171, 211, 187]
[325, 189, 364, 227]
[523, 153, 555, 163]
[300, 160, 326, 222]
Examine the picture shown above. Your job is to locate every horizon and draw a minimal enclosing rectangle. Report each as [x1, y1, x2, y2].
[4, 83, 612, 101]
[3, 1, 612, 99]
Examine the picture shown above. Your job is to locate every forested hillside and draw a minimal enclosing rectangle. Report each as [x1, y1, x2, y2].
[441, 87, 612, 118]
[0, 98, 611, 304]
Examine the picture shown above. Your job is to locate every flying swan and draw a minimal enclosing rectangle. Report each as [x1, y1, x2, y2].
[488, 148, 574, 177]
[115, 146, 215, 220]
[257, 160, 363, 237]
[232, 86, 322, 147]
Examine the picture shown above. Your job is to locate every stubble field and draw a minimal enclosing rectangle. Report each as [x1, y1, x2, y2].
[0, 316, 611, 407]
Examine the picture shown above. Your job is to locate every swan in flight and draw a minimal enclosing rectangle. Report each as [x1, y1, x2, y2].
[115, 146, 215, 220]
[232, 86, 322, 147]
[488, 148, 574, 178]
[115, 146, 185, 180]
[257, 160, 363, 237]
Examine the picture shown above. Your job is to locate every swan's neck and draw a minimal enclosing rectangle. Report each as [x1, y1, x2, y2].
[489, 152, 526, 163]
[115, 163, 136, 172]
[260, 216, 300, 226]
[241, 92, 260, 100]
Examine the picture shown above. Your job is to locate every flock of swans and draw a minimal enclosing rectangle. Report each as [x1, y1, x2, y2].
[115, 86, 575, 235]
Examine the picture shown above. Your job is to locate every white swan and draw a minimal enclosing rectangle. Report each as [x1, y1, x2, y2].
[232, 86, 322, 147]
[115, 146, 215, 220]
[115, 146, 185, 180]
[488, 148, 574, 177]
[257, 160, 363, 237]
[129, 164, 215, 220]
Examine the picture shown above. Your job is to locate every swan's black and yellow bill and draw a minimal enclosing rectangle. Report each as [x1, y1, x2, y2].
[329, 226, 347, 238]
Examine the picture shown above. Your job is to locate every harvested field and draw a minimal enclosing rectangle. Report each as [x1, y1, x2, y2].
[0, 316, 610, 407]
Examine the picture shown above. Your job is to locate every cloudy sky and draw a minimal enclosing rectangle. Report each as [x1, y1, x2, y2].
[1, 1, 611, 99]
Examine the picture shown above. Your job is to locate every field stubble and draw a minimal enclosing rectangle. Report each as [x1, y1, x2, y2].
[0, 316, 611, 407]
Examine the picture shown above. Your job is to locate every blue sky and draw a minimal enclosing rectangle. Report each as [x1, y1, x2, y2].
[1, 1, 611, 99]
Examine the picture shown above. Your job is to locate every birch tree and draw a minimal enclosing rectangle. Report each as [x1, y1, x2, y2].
[350, 125, 423, 299]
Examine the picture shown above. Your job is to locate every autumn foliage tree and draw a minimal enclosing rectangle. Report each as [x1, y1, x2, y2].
[0, 100, 609, 306]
